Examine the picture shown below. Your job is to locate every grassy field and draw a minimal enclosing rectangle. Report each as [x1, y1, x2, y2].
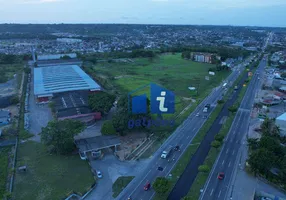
[112, 176, 135, 198]
[13, 141, 94, 200]
[0, 64, 23, 83]
[0, 147, 10, 198]
[86, 54, 230, 117]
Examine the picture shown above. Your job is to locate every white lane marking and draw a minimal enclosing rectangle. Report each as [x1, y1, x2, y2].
[228, 161, 231, 167]
[129, 169, 151, 196]
[210, 189, 214, 196]
[226, 148, 229, 154]
[222, 160, 225, 165]
[187, 135, 190, 139]
[218, 190, 222, 198]
[232, 150, 235, 155]
[193, 128, 196, 131]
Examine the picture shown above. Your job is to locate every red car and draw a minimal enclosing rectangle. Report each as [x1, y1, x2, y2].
[144, 182, 151, 191]
[217, 172, 225, 180]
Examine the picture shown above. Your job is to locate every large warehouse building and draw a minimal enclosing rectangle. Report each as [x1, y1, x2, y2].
[34, 65, 101, 102]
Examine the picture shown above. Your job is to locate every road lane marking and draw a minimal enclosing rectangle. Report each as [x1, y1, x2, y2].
[228, 161, 231, 167]
[218, 190, 222, 198]
[222, 160, 225, 165]
[226, 148, 229, 154]
[210, 189, 214, 196]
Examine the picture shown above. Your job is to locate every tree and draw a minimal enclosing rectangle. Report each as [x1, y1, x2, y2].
[217, 100, 224, 104]
[211, 140, 221, 149]
[153, 177, 171, 194]
[247, 138, 259, 150]
[112, 112, 129, 135]
[214, 134, 224, 142]
[248, 148, 275, 176]
[9, 95, 19, 105]
[281, 72, 286, 79]
[198, 165, 210, 173]
[101, 120, 116, 135]
[228, 106, 238, 113]
[88, 92, 116, 115]
[24, 67, 31, 74]
[41, 119, 85, 154]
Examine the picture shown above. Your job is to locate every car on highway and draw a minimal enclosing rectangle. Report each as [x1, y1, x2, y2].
[217, 172, 225, 180]
[203, 116, 207, 119]
[174, 145, 180, 151]
[144, 182, 151, 191]
[157, 166, 163, 171]
[196, 113, 200, 117]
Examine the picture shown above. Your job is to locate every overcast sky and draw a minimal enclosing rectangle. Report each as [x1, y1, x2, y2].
[0, 0, 285, 27]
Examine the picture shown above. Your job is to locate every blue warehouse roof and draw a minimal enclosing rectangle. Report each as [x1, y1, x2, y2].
[34, 65, 101, 97]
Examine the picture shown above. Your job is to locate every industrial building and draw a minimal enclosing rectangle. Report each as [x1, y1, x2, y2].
[33, 65, 101, 102]
[276, 112, 286, 136]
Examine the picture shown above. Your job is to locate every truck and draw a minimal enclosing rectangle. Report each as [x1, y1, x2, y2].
[203, 104, 210, 113]
[161, 145, 173, 159]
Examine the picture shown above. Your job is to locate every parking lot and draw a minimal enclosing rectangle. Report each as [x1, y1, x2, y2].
[28, 68, 53, 141]
[85, 152, 150, 200]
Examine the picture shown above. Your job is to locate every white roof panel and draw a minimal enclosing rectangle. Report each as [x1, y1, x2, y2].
[34, 65, 101, 96]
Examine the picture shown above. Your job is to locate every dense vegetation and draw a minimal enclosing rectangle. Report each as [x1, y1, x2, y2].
[247, 118, 286, 189]
[41, 119, 85, 154]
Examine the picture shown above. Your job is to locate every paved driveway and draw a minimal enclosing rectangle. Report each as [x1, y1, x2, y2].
[28, 68, 53, 141]
[85, 154, 150, 200]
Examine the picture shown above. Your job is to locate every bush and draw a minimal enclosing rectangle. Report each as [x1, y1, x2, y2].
[101, 120, 117, 135]
[198, 165, 210, 173]
[211, 140, 221, 149]
[214, 134, 224, 142]
[10, 95, 19, 105]
[153, 177, 171, 194]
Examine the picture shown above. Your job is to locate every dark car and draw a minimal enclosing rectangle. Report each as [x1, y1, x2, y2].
[217, 172, 225, 180]
[157, 167, 163, 171]
[144, 182, 151, 191]
[203, 116, 207, 119]
[174, 145, 180, 151]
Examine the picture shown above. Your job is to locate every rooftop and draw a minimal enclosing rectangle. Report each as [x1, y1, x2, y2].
[33, 65, 101, 96]
[277, 112, 286, 121]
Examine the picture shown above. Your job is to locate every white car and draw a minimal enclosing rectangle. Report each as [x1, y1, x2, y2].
[96, 171, 103, 178]
[196, 113, 200, 117]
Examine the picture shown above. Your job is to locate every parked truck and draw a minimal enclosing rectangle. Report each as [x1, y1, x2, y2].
[161, 145, 173, 159]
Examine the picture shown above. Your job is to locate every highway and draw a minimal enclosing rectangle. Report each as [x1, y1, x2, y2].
[199, 58, 266, 200]
[115, 57, 254, 200]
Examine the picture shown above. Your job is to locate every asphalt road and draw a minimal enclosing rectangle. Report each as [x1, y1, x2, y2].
[199, 59, 266, 200]
[167, 56, 258, 200]
[115, 57, 254, 200]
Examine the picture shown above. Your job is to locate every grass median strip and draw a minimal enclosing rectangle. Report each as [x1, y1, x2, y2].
[112, 176, 135, 198]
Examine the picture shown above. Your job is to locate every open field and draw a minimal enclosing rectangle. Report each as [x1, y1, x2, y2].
[0, 64, 23, 83]
[0, 147, 10, 198]
[85, 54, 230, 117]
[14, 141, 94, 200]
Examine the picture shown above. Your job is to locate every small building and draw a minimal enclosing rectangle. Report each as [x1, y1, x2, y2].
[0, 110, 11, 126]
[276, 112, 286, 136]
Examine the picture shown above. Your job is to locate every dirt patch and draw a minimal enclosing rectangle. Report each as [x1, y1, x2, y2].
[116, 132, 147, 160]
